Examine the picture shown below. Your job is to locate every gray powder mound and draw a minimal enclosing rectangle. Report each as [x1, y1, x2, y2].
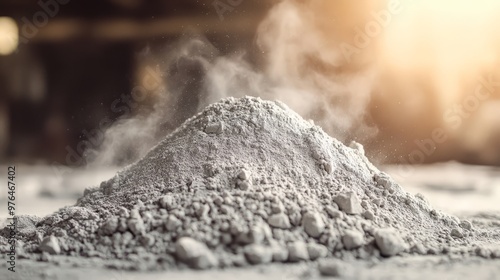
[2, 97, 499, 270]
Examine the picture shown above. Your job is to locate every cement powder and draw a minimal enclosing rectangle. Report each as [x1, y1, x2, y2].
[2, 97, 500, 271]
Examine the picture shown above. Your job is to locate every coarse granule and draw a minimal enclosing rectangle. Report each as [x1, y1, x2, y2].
[1, 97, 498, 271]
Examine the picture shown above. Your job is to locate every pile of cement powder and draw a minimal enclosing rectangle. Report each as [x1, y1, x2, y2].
[2, 97, 499, 272]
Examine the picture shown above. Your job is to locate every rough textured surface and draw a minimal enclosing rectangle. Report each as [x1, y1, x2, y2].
[1, 97, 500, 273]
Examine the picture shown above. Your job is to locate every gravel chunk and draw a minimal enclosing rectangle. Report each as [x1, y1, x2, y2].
[268, 213, 291, 229]
[39, 236, 61, 255]
[287, 241, 309, 262]
[244, 244, 273, 264]
[238, 181, 252, 191]
[302, 212, 325, 238]
[238, 169, 251, 180]
[326, 206, 343, 219]
[323, 161, 334, 174]
[342, 230, 364, 250]
[374, 228, 406, 257]
[128, 218, 145, 236]
[334, 192, 363, 214]
[363, 210, 375, 220]
[100, 217, 119, 235]
[166, 215, 182, 232]
[450, 228, 464, 238]
[374, 173, 394, 189]
[16, 215, 40, 237]
[307, 243, 328, 260]
[460, 220, 473, 231]
[159, 195, 176, 210]
[175, 237, 218, 269]
[205, 122, 224, 134]
[270, 241, 289, 262]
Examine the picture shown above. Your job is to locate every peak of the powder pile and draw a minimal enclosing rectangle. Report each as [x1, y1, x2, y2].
[204, 96, 293, 112]
[173, 96, 310, 134]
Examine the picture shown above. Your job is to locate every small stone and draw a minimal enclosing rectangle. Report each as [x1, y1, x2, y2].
[323, 161, 334, 174]
[318, 259, 353, 277]
[271, 201, 285, 214]
[411, 243, 427, 255]
[374, 172, 394, 189]
[363, 210, 375, 220]
[250, 224, 268, 244]
[166, 215, 182, 232]
[236, 226, 264, 245]
[238, 181, 252, 191]
[238, 169, 251, 180]
[121, 232, 133, 245]
[16, 216, 39, 237]
[289, 211, 302, 226]
[196, 204, 210, 218]
[270, 241, 289, 262]
[244, 244, 272, 264]
[100, 217, 119, 235]
[342, 230, 364, 250]
[160, 195, 176, 210]
[475, 247, 491, 258]
[372, 198, 383, 207]
[175, 237, 218, 269]
[460, 220, 473, 231]
[361, 200, 369, 208]
[302, 212, 325, 238]
[326, 206, 343, 219]
[205, 122, 224, 134]
[312, 150, 322, 160]
[130, 208, 141, 219]
[374, 228, 406, 257]
[128, 218, 145, 236]
[39, 236, 61, 255]
[334, 192, 363, 215]
[213, 195, 224, 206]
[287, 241, 309, 262]
[307, 243, 328, 260]
[268, 213, 291, 229]
[140, 235, 155, 247]
[450, 228, 464, 238]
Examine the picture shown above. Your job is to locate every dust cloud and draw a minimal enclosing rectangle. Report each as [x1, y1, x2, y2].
[88, 0, 380, 166]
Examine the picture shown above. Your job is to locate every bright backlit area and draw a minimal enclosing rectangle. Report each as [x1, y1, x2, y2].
[0, 17, 18, 55]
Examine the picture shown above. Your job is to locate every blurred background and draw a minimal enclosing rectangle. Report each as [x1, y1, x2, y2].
[0, 0, 500, 168]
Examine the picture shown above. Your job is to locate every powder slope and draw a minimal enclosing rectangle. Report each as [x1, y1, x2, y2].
[2, 97, 490, 270]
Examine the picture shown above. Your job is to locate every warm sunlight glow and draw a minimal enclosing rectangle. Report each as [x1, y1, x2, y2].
[0, 17, 18, 55]
[381, 0, 500, 110]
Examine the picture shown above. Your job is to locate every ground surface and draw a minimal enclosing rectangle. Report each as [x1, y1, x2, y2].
[0, 162, 499, 279]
